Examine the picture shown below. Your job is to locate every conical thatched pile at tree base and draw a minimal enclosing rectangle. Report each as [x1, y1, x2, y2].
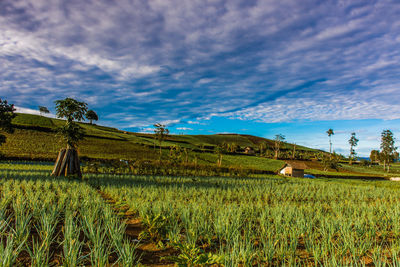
[51, 148, 82, 177]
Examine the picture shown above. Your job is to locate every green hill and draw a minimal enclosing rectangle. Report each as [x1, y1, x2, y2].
[0, 113, 325, 174]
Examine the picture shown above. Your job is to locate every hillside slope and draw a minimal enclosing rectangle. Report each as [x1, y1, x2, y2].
[0, 113, 322, 172]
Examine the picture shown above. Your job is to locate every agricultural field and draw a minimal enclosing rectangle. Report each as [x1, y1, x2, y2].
[4, 113, 375, 179]
[0, 170, 139, 266]
[0, 113, 318, 167]
[341, 163, 400, 177]
[2, 163, 400, 266]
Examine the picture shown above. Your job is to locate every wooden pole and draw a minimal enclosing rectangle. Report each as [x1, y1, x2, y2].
[51, 149, 66, 176]
[52, 148, 82, 178]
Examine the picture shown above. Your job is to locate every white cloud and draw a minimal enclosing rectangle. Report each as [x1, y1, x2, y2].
[15, 106, 56, 118]
[160, 119, 181, 126]
[229, 92, 400, 123]
[139, 127, 154, 133]
[2, 0, 400, 128]
[196, 78, 215, 85]
[0, 21, 160, 81]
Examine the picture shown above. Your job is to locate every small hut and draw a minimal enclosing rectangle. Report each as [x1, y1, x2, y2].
[244, 147, 255, 155]
[279, 162, 308, 177]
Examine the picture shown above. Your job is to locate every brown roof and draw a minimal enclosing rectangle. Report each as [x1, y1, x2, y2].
[284, 161, 308, 170]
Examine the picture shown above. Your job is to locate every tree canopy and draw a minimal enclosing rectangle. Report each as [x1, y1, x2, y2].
[153, 123, 169, 161]
[0, 99, 16, 146]
[38, 106, 50, 115]
[348, 132, 359, 164]
[326, 128, 334, 153]
[55, 98, 88, 122]
[273, 134, 285, 159]
[55, 98, 88, 148]
[370, 150, 379, 163]
[86, 110, 99, 124]
[380, 129, 397, 172]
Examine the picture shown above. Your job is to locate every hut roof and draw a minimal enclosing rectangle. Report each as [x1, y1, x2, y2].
[281, 161, 308, 170]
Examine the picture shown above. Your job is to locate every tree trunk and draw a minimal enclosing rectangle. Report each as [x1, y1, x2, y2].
[274, 149, 279, 160]
[217, 154, 222, 167]
[292, 144, 296, 160]
[51, 148, 82, 178]
[159, 142, 162, 163]
[184, 149, 188, 164]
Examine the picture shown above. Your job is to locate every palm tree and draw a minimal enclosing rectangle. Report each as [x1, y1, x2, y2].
[326, 129, 334, 154]
[153, 123, 169, 163]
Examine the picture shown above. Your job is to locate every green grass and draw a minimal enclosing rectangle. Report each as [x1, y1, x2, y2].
[0, 162, 53, 171]
[0, 168, 140, 266]
[341, 163, 400, 177]
[196, 152, 284, 172]
[13, 113, 55, 128]
[177, 134, 254, 147]
[2, 163, 400, 265]
[3, 113, 333, 175]
[0, 128, 157, 161]
[304, 168, 376, 177]
[92, 173, 400, 265]
[11, 113, 319, 151]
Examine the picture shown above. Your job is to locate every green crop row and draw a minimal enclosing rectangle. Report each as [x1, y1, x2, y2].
[88, 174, 400, 266]
[3, 163, 400, 266]
[0, 173, 139, 266]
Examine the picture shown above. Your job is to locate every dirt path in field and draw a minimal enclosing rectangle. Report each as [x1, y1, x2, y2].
[97, 190, 176, 266]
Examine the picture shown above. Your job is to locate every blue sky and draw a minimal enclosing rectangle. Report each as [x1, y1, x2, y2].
[1, 0, 400, 156]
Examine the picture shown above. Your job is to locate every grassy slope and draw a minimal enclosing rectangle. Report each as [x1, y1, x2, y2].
[10, 113, 320, 151]
[4, 113, 382, 177]
[340, 163, 400, 177]
[1, 113, 288, 172]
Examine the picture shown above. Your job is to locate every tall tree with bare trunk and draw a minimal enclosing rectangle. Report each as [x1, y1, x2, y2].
[348, 132, 359, 165]
[153, 123, 169, 163]
[273, 134, 285, 159]
[326, 129, 334, 154]
[51, 98, 87, 178]
[380, 129, 397, 172]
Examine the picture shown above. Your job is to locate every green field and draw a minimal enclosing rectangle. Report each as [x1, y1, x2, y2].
[1, 113, 310, 174]
[1, 113, 387, 179]
[1, 163, 400, 265]
[341, 163, 400, 177]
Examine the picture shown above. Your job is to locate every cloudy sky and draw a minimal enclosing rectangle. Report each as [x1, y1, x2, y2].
[1, 0, 400, 156]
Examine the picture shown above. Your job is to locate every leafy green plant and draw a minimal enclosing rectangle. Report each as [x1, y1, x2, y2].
[62, 210, 84, 267]
[139, 214, 169, 242]
[0, 234, 24, 266]
[166, 242, 223, 266]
